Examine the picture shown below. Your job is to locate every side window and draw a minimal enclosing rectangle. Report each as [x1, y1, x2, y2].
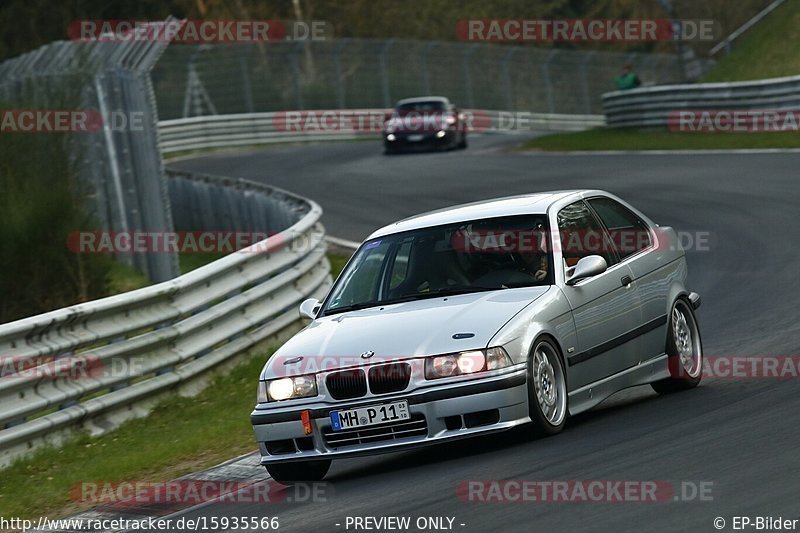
[556, 201, 617, 270]
[588, 197, 652, 260]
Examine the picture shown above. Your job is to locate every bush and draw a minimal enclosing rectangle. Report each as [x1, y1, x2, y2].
[0, 130, 119, 322]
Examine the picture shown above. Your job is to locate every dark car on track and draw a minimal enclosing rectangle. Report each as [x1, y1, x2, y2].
[383, 96, 468, 154]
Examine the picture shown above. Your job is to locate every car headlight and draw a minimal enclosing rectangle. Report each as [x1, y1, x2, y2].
[425, 347, 511, 379]
[261, 375, 318, 402]
[485, 346, 513, 370]
[386, 133, 396, 141]
[435, 130, 446, 138]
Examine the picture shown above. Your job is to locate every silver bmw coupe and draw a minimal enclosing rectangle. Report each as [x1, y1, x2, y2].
[251, 190, 703, 483]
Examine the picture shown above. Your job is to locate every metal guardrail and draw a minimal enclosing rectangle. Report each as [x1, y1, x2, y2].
[158, 110, 605, 155]
[0, 180, 331, 467]
[159, 112, 361, 154]
[602, 74, 800, 128]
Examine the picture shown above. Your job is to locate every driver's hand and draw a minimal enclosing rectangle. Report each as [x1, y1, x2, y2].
[533, 255, 548, 281]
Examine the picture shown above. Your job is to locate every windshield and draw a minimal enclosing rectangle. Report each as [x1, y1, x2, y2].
[396, 101, 446, 113]
[322, 215, 552, 315]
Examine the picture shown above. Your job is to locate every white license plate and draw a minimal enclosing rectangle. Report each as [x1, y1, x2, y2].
[330, 400, 410, 431]
[407, 134, 424, 142]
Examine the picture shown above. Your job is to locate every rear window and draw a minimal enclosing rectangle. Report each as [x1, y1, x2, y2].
[588, 197, 652, 259]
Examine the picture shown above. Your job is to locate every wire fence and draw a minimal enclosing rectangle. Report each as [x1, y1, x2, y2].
[0, 31, 707, 284]
[152, 39, 703, 119]
[0, 27, 179, 281]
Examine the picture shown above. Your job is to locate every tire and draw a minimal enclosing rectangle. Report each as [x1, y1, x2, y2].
[651, 298, 703, 394]
[526, 337, 567, 437]
[265, 460, 331, 485]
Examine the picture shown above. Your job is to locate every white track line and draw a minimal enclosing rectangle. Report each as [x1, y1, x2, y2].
[519, 148, 800, 155]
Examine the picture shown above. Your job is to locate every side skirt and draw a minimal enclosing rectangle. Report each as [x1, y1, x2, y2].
[567, 354, 670, 416]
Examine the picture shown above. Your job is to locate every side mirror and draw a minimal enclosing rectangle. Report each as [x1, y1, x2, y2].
[565, 255, 607, 286]
[299, 298, 321, 320]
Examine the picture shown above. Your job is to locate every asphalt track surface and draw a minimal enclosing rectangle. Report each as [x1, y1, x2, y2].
[170, 134, 800, 532]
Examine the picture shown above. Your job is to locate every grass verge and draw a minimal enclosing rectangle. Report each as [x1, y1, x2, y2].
[105, 261, 151, 294]
[703, 0, 800, 82]
[0, 350, 273, 520]
[520, 127, 800, 151]
[0, 254, 350, 521]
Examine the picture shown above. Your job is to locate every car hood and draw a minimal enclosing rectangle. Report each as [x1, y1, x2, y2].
[261, 286, 550, 379]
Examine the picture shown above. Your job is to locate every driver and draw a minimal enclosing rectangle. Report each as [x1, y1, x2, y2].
[520, 252, 549, 281]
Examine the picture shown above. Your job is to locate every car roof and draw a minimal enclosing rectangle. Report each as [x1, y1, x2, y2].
[395, 96, 450, 106]
[367, 190, 602, 239]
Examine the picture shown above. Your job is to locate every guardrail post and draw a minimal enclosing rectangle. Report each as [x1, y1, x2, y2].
[333, 40, 347, 108]
[502, 47, 516, 111]
[181, 50, 218, 118]
[182, 48, 200, 118]
[240, 46, 254, 113]
[290, 42, 305, 110]
[420, 42, 436, 95]
[644, 53, 660, 85]
[379, 39, 394, 108]
[541, 49, 559, 114]
[580, 51, 596, 114]
[462, 44, 478, 109]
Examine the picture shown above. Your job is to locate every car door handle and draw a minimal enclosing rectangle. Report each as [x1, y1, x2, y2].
[620, 275, 633, 287]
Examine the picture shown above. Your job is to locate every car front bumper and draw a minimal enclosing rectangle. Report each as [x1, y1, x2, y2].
[384, 131, 456, 150]
[250, 365, 529, 464]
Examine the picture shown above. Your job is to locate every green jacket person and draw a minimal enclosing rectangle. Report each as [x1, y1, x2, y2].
[614, 63, 641, 91]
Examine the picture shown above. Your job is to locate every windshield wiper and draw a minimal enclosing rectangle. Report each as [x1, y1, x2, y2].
[323, 286, 507, 316]
[322, 300, 383, 316]
[425, 285, 505, 297]
[497, 281, 547, 288]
